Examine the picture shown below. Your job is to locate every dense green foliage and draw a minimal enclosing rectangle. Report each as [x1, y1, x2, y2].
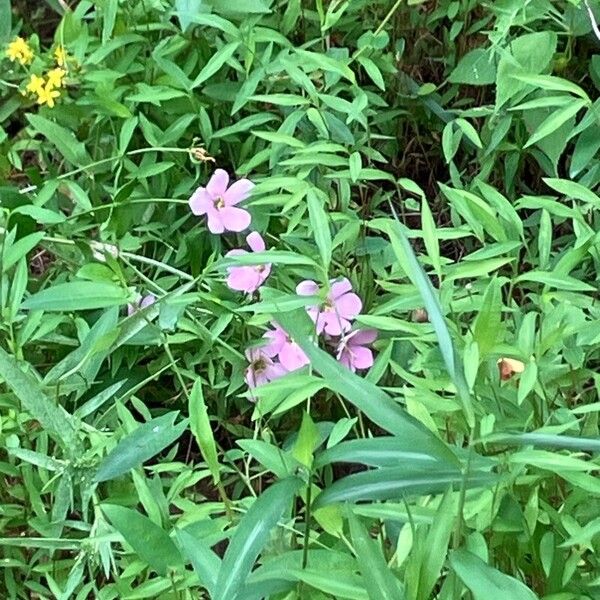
[2, 0, 600, 598]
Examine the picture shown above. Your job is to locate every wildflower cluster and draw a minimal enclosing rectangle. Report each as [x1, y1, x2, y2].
[188, 169, 378, 399]
[5, 37, 69, 108]
[5, 37, 34, 65]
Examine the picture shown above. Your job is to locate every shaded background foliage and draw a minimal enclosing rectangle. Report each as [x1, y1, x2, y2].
[1, 0, 600, 598]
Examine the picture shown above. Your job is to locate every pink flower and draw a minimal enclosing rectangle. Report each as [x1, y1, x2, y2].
[189, 169, 253, 234]
[263, 323, 310, 371]
[245, 347, 287, 391]
[337, 329, 378, 372]
[127, 293, 156, 316]
[226, 232, 271, 294]
[296, 278, 362, 336]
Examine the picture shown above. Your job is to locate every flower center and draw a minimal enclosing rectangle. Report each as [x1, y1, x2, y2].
[252, 358, 266, 373]
[213, 196, 225, 209]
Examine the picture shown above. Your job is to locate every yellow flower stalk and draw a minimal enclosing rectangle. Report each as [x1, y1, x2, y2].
[6, 37, 34, 65]
[54, 46, 67, 67]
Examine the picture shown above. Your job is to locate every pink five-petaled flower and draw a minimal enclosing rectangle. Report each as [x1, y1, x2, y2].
[337, 329, 378, 372]
[188, 168, 253, 234]
[245, 347, 287, 393]
[296, 278, 363, 336]
[263, 322, 310, 372]
[226, 232, 271, 294]
[127, 293, 156, 316]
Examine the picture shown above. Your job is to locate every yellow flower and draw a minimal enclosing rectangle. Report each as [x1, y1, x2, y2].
[54, 46, 67, 67]
[37, 83, 60, 108]
[26, 74, 46, 95]
[5, 36, 34, 65]
[47, 67, 66, 88]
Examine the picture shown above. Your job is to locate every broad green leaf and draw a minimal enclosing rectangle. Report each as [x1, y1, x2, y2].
[176, 529, 220, 595]
[347, 508, 405, 600]
[102, 505, 182, 576]
[189, 379, 220, 485]
[26, 114, 91, 166]
[213, 478, 301, 600]
[292, 411, 319, 468]
[276, 310, 458, 465]
[22, 281, 132, 312]
[0, 0, 11, 43]
[449, 48, 496, 85]
[0, 346, 78, 449]
[94, 412, 188, 482]
[450, 549, 538, 600]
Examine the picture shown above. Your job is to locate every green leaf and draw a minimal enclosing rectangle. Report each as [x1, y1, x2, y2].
[511, 74, 589, 101]
[383, 220, 474, 426]
[276, 310, 458, 466]
[347, 508, 405, 600]
[213, 478, 301, 600]
[524, 100, 587, 148]
[193, 41, 240, 88]
[26, 114, 91, 166]
[102, 505, 183, 576]
[0, 0, 11, 43]
[102, 0, 118, 42]
[0, 346, 78, 449]
[420, 198, 441, 278]
[94, 412, 188, 482]
[449, 48, 496, 85]
[488, 432, 600, 453]
[314, 467, 495, 507]
[2, 232, 45, 273]
[189, 379, 221, 485]
[176, 529, 220, 595]
[515, 271, 595, 292]
[542, 177, 600, 207]
[292, 411, 319, 468]
[290, 569, 368, 599]
[450, 549, 538, 600]
[357, 56, 385, 90]
[22, 281, 131, 312]
[473, 278, 503, 358]
[307, 188, 332, 268]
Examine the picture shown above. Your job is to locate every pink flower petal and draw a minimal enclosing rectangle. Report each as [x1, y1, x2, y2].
[245, 347, 261, 362]
[264, 362, 288, 381]
[246, 368, 268, 389]
[189, 187, 211, 215]
[322, 313, 350, 336]
[330, 278, 353, 300]
[206, 169, 229, 197]
[226, 249, 247, 258]
[279, 342, 309, 371]
[349, 329, 377, 346]
[223, 178, 255, 206]
[227, 266, 262, 293]
[257, 264, 272, 286]
[297, 280, 319, 296]
[219, 206, 251, 232]
[337, 350, 354, 371]
[246, 231, 265, 252]
[140, 294, 156, 309]
[335, 292, 362, 320]
[351, 346, 374, 369]
[206, 211, 225, 234]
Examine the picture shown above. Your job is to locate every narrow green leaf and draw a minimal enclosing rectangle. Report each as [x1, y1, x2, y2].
[193, 41, 240, 88]
[524, 100, 587, 148]
[347, 507, 405, 600]
[213, 478, 301, 600]
[22, 281, 131, 312]
[307, 188, 332, 268]
[176, 529, 221, 595]
[450, 549, 538, 600]
[189, 379, 221, 485]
